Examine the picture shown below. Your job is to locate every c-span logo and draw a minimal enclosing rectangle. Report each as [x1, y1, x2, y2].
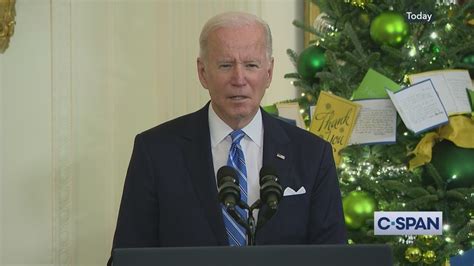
[374, 211, 442, 235]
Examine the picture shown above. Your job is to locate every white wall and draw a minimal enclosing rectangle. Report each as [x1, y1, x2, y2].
[1, 0, 53, 265]
[0, 0, 303, 265]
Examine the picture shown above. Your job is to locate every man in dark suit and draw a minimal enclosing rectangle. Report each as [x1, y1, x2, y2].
[108, 11, 346, 264]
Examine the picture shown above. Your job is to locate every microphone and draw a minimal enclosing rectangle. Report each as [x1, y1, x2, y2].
[217, 166, 251, 240]
[259, 166, 283, 210]
[217, 166, 240, 209]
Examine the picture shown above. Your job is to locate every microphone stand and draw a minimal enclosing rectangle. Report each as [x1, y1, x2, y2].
[225, 199, 262, 246]
[221, 167, 283, 246]
[247, 199, 262, 245]
[224, 200, 278, 246]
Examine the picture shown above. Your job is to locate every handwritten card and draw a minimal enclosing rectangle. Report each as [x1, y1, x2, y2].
[352, 68, 401, 100]
[387, 80, 448, 134]
[349, 99, 397, 145]
[309, 91, 361, 164]
[409, 69, 473, 115]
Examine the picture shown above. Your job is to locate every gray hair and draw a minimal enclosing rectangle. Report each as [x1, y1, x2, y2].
[199, 11, 273, 60]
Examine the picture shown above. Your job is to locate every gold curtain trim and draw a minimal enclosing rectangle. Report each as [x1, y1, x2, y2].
[0, 0, 16, 54]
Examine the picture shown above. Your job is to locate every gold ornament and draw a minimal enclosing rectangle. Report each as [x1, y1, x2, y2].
[467, 11, 474, 26]
[405, 246, 422, 263]
[351, 0, 371, 8]
[444, 258, 451, 266]
[417, 235, 437, 246]
[448, 9, 454, 18]
[422, 250, 437, 264]
[359, 13, 370, 27]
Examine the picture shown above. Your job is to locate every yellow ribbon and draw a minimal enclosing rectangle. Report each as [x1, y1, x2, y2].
[409, 115, 474, 170]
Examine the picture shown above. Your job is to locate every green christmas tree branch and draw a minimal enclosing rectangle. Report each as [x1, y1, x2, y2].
[344, 22, 367, 59]
[286, 49, 298, 67]
[445, 190, 468, 202]
[425, 163, 445, 190]
[405, 195, 439, 210]
[292, 20, 322, 39]
[284, 73, 301, 79]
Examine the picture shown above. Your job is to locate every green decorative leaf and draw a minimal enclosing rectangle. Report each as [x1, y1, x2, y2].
[262, 105, 278, 116]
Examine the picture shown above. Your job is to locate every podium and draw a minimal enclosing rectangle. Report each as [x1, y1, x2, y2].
[113, 244, 393, 266]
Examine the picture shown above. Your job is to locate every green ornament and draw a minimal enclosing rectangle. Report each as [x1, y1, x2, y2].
[462, 53, 474, 65]
[462, 53, 474, 77]
[430, 44, 441, 54]
[429, 140, 474, 189]
[342, 191, 377, 230]
[422, 250, 437, 264]
[370, 12, 410, 47]
[297, 45, 326, 80]
[405, 246, 422, 263]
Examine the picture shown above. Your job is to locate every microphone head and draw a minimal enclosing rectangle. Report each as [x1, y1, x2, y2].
[259, 166, 278, 186]
[217, 166, 240, 208]
[259, 166, 283, 209]
[217, 166, 239, 187]
[256, 166, 283, 229]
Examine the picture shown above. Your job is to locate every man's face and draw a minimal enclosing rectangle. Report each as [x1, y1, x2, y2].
[197, 23, 274, 129]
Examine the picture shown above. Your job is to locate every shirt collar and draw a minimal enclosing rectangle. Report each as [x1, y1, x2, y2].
[208, 104, 263, 148]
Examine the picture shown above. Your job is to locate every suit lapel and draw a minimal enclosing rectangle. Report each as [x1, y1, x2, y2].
[261, 111, 292, 190]
[182, 104, 227, 245]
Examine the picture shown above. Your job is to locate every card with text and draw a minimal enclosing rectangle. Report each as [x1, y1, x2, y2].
[409, 69, 473, 115]
[387, 80, 448, 134]
[349, 99, 397, 145]
[309, 91, 360, 164]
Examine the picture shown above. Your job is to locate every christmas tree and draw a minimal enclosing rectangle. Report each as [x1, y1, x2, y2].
[285, 0, 474, 265]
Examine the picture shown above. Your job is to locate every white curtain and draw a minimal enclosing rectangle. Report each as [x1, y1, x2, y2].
[0, 0, 302, 265]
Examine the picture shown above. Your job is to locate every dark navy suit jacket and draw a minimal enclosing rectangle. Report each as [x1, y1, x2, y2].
[108, 103, 347, 264]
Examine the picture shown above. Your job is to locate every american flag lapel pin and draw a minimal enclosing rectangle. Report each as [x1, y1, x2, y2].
[276, 153, 285, 160]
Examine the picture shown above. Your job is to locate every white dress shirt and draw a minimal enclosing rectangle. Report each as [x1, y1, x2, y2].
[208, 104, 263, 221]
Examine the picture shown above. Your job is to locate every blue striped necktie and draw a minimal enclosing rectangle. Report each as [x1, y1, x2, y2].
[222, 129, 248, 246]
